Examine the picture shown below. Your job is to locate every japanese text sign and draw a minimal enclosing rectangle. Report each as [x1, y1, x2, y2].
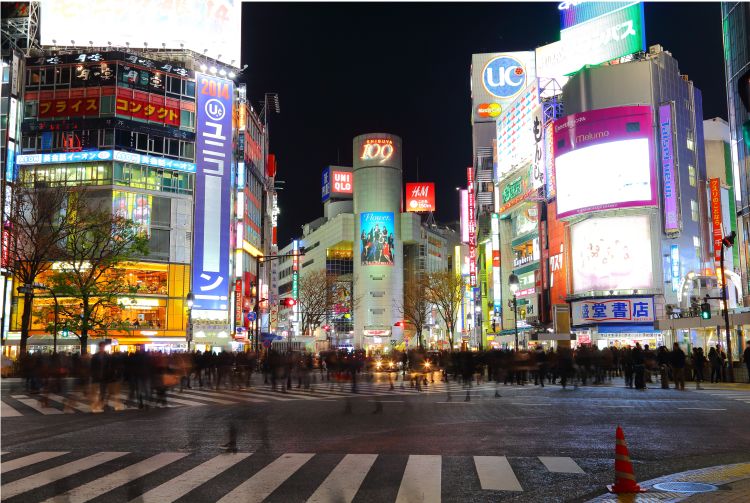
[710, 178, 723, 268]
[571, 297, 654, 326]
[115, 96, 180, 127]
[192, 73, 234, 311]
[39, 98, 99, 118]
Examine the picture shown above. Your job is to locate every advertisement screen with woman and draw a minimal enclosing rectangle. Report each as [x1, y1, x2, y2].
[360, 212, 395, 266]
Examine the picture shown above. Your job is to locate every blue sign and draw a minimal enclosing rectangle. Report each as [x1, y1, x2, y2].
[192, 73, 234, 311]
[321, 167, 331, 202]
[15, 149, 196, 172]
[247, 311, 257, 322]
[482, 55, 527, 99]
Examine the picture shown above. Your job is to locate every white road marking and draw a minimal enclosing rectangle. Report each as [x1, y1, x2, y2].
[597, 405, 636, 408]
[47, 393, 92, 413]
[130, 452, 251, 503]
[396, 455, 441, 503]
[1, 400, 23, 417]
[307, 454, 377, 503]
[509, 403, 553, 406]
[42, 452, 187, 503]
[474, 455, 523, 491]
[13, 397, 63, 414]
[170, 390, 237, 405]
[538, 456, 585, 474]
[678, 407, 726, 411]
[367, 400, 404, 403]
[218, 453, 314, 503]
[211, 390, 268, 403]
[1, 451, 69, 472]
[0, 451, 128, 499]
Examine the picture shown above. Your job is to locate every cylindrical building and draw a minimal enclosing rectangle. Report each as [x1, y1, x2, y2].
[353, 133, 403, 349]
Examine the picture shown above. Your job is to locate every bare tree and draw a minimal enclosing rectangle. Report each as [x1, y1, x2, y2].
[398, 273, 431, 349]
[5, 179, 80, 354]
[297, 269, 331, 335]
[426, 270, 466, 350]
[46, 201, 148, 354]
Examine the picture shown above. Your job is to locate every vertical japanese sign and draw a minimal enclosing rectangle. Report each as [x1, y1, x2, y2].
[292, 240, 300, 323]
[659, 103, 680, 234]
[710, 178, 723, 273]
[193, 73, 233, 311]
[531, 107, 545, 190]
[467, 167, 477, 287]
[490, 213, 502, 314]
[235, 279, 243, 327]
[544, 122, 556, 198]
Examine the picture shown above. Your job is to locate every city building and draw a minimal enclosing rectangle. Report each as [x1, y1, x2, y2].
[277, 134, 456, 352]
[0, 1, 278, 355]
[721, 2, 750, 304]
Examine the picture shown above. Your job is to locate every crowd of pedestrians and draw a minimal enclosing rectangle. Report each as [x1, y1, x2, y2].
[10, 340, 750, 412]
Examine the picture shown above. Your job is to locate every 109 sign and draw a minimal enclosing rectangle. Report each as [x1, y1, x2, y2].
[360, 139, 395, 164]
[482, 55, 527, 99]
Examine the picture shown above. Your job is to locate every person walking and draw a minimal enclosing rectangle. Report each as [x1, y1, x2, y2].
[656, 346, 670, 389]
[744, 342, 750, 384]
[671, 342, 686, 391]
[692, 347, 706, 390]
[709, 347, 721, 383]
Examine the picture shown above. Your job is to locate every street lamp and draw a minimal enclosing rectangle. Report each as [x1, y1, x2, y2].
[186, 291, 194, 352]
[508, 273, 520, 351]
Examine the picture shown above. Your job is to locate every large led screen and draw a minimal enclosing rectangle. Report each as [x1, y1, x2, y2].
[570, 215, 653, 293]
[554, 105, 656, 218]
[360, 212, 395, 266]
[40, 0, 241, 66]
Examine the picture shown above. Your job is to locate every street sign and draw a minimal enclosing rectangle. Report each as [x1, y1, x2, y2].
[262, 339, 271, 348]
[247, 311, 257, 322]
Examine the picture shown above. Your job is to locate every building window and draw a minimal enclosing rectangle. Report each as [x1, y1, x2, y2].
[688, 165, 696, 187]
[690, 200, 699, 221]
[686, 130, 695, 151]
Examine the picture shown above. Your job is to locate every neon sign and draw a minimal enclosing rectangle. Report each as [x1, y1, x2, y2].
[360, 139, 395, 164]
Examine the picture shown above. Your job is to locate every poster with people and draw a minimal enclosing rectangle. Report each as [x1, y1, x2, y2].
[360, 212, 395, 266]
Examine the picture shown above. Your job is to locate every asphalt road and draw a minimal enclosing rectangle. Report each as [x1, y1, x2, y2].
[2, 374, 750, 502]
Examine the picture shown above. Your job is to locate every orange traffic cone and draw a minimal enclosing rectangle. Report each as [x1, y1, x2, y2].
[607, 425, 647, 494]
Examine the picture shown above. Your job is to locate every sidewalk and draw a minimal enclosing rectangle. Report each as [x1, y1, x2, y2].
[586, 462, 750, 502]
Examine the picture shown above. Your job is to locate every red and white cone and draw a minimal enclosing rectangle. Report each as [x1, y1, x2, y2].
[607, 425, 647, 494]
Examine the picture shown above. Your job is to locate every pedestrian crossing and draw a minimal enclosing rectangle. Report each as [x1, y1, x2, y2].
[0, 450, 587, 502]
[1, 380, 520, 417]
[706, 389, 750, 405]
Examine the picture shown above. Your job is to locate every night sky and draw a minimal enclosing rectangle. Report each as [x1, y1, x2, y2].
[242, 2, 726, 247]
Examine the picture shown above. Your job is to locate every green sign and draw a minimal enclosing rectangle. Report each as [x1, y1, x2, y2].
[502, 178, 523, 204]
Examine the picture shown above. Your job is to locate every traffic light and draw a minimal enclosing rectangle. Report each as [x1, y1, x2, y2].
[700, 302, 711, 320]
[280, 298, 296, 308]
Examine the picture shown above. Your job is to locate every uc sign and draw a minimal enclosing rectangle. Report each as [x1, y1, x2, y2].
[482, 55, 526, 99]
[360, 139, 395, 164]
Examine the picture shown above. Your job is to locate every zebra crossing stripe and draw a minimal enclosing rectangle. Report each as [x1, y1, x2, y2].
[217, 453, 315, 503]
[1, 451, 69, 473]
[474, 456, 523, 491]
[129, 452, 251, 503]
[1, 400, 22, 417]
[12, 396, 63, 415]
[169, 390, 237, 405]
[47, 393, 92, 413]
[538, 456, 585, 474]
[238, 389, 298, 401]
[396, 455, 441, 503]
[307, 454, 378, 503]
[212, 390, 273, 403]
[129, 393, 194, 407]
[0, 451, 129, 500]
[41, 452, 188, 503]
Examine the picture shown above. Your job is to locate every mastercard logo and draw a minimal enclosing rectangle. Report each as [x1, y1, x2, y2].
[477, 102, 502, 118]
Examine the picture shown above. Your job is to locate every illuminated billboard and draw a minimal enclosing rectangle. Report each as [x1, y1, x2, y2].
[40, 0, 242, 66]
[460, 189, 469, 243]
[495, 82, 540, 180]
[554, 105, 656, 219]
[536, 2, 645, 80]
[405, 182, 436, 212]
[471, 52, 536, 124]
[113, 191, 151, 237]
[659, 103, 680, 234]
[558, 1, 639, 30]
[570, 215, 653, 293]
[321, 167, 353, 201]
[360, 212, 395, 266]
[193, 73, 233, 311]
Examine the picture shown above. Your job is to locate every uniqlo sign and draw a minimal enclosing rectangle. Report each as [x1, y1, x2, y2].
[332, 171, 352, 193]
[405, 182, 436, 212]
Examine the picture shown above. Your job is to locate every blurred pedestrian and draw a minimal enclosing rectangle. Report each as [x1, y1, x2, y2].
[692, 347, 706, 390]
[744, 342, 750, 384]
[671, 342, 686, 391]
[709, 347, 721, 383]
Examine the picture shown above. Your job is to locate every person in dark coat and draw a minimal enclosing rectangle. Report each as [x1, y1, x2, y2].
[671, 342, 686, 391]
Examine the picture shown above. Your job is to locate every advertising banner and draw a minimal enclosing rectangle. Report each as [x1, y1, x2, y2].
[192, 73, 233, 311]
[468, 168, 477, 286]
[112, 190, 152, 236]
[471, 52, 536, 124]
[460, 189, 469, 243]
[31, 51, 193, 78]
[39, 98, 100, 118]
[547, 200, 568, 305]
[405, 182, 436, 212]
[495, 82, 540, 181]
[710, 178, 723, 270]
[360, 212, 395, 266]
[570, 215, 653, 293]
[544, 122, 556, 198]
[115, 96, 180, 127]
[531, 106, 545, 190]
[559, 1, 639, 30]
[571, 297, 654, 326]
[659, 103, 680, 234]
[491, 213, 502, 314]
[537, 2, 645, 81]
[554, 105, 657, 219]
[41, 0, 242, 66]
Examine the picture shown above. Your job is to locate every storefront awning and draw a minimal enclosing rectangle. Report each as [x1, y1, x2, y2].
[532, 333, 573, 341]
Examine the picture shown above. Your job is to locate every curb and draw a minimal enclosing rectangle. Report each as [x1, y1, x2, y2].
[586, 462, 750, 502]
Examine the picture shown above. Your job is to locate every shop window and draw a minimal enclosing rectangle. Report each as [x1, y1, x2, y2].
[182, 80, 196, 98]
[151, 196, 171, 227]
[100, 95, 115, 114]
[180, 141, 194, 160]
[27, 68, 41, 86]
[180, 110, 195, 130]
